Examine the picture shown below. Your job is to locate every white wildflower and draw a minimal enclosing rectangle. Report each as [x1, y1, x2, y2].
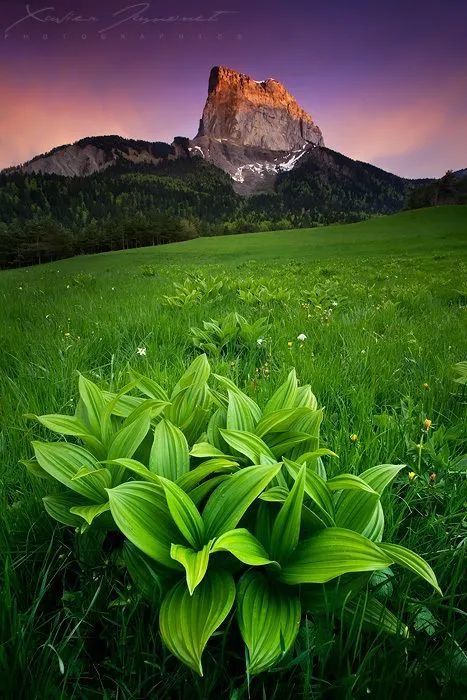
[297, 333, 307, 342]
[257, 337, 265, 346]
[136, 346, 147, 356]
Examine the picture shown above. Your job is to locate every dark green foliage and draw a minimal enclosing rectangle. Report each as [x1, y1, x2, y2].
[0, 160, 240, 267]
[0, 144, 454, 269]
[407, 170, 467, 209]
[274, 147, 411, 224]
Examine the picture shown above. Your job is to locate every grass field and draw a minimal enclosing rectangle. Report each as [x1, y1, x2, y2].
[0, 205, 466, 698]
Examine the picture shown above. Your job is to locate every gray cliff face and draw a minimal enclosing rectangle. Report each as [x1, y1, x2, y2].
[20, 144, 116, 177]
[15, 138, 176, 177]
[196, 66, 324, 151]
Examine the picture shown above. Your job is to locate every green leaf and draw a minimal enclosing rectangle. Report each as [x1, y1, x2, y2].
[123, 399, 168, 426]
[21, 457, 53, 481]
[378, 542, 441, 594]
[171, 354, 210, 397]
[360, 502, 385, 542]
[270, 464, 306, 562]
[294, 385, 318, 410]
[158, 477, 205, 548]
[166, 385, 211, 443]
[284, 458, 334, 525]
[159, 570, 235, 675]
[107, 408, 151, 460]
[189, 476, 232, 507]
[211, 528, 276, 566]
[294, 449, 331, 479]
[190, 442, 233, 459]
[206, 407, 228, 452]
[32, 413, 90, 437]
[287, 408, 324, 461]
[327, 473, 379, 494]
[359, 464, 405, 494]
[220, 429, 276, 464]
[213, 374, 261, 422]
[267, 431, 312, 459]
[70, 501, 110, 526]
[226, 390, 257, 432]
[237, 571, 301, 675]
[176, 459, 238, 492]
[105, 458, 161, 484]
[101, 391, 145, 418]
[296, 448, 337, 462]
[78, 374, 106, 438]
[33, 441, 105, 501]
[42, 493, 89, 527]
[72, 465, 112, 493]
[254, 407, 314, 438]
[203, 463, 282, 538]
[106, 482, 179, 569]
[171, 543, 212, 594]
[100, 381, 138, 436]
[128, 370, 169, 401]
[149, 418, 189, 480]
[263, 369, 298, 415]
[280, 528, 393, 585]
[259, 486, 289, 502]
[334, 485, 381, 537]
[255, 501, 276, 553]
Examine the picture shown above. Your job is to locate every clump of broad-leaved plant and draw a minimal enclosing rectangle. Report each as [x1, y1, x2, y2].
[190, 311, 269, 356]
[25, 355, 440, 676]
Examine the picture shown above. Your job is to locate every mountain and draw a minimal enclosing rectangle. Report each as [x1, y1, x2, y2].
[275, 146, 410, 216]
[1, 63, 446, 270]
[6, 67, 327, 195]
[191, 66, 325, 194]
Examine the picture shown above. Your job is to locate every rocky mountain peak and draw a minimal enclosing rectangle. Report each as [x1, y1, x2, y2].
[196, 66, 324, 151]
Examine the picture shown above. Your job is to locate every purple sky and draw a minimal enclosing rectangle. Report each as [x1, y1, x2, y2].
[1, 0, 466, 176]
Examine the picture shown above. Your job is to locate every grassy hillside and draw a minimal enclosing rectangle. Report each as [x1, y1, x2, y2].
[0, 205, 466, 698]
[4, 205, 465, 274]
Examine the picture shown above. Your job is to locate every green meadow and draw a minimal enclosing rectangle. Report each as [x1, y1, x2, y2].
[0, 205, 466, 698]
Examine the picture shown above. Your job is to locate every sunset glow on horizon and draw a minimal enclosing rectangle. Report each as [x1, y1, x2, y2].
[1, 0, 466, 177]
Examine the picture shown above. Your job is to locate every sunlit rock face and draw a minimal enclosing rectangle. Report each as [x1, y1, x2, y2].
[196, 66, 324, 151]
[191, 66, 325, 193]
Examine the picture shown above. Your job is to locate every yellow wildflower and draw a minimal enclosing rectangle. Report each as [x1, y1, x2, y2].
[350, 433, 358, 442]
